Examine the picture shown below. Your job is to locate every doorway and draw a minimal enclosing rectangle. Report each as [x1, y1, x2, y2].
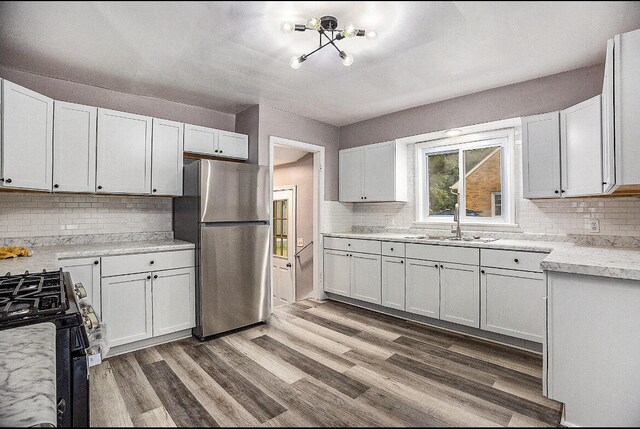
[270, 137, 325, 311]
[272, 187, 296, 306]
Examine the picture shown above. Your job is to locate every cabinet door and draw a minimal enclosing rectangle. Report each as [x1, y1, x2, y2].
[481, 268, 545, 342]
[521, 112, 561, 198]
[59, 257, 101, 317]
[152, 267, 195, 336]
[184, 123, 217, 155]
[151, 118, 183, 196]
[339, 149, 364, 202]
[323, 249, 351, 296]
[561, 95, 603, 197]
[101, 273, 153, 347]
[1, 80, 53, 191]
[405, 259, 440, 318]
[364, 142, 395, 201]
[440, 262, 480, 328]
[382, 256, 405, 310]
[351, 252, 382, 304]
[53, 101, 97, 193]
[217, 130, 248, 160]
[602, 38, 616, 194]
[96, 108, 152, 194]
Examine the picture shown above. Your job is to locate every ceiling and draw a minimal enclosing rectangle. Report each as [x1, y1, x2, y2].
[1, 1, 639, 127]
[273, 144, 311, 166]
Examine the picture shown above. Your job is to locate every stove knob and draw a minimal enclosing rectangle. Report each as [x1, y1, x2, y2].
[82, 314, 94, 331]
[74, 283, 87, 299]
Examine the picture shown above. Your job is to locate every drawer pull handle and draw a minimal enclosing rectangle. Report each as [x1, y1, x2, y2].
[150, 260, 155, 265]
[347, 243, 351, 246]
[390, 247, 394, 251]
[514, 258, 519, 263]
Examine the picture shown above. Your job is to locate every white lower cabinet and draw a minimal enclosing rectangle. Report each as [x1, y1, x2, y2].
[481, 268, 545, 342]
[59, 257, 101, 317]
[405, 259, 440, 318]
[382, 256, 405, 310]
[439, 262, 480, 328]
[102, 273, 153, 347]
[152, 267, 195, 337]
[323, 250, 351, 296]
[351, 253, 382, 304]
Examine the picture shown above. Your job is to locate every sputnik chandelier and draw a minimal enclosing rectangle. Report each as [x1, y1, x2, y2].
[281, 16, 377, 69]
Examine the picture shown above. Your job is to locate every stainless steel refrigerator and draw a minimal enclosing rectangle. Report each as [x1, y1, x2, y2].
[173, 159, 270, 339]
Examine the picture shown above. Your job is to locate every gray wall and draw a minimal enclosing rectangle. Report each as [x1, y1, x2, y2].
[0, 66, 235, 130]
[273, 153, 314, 300]
[339, 64, 605, 149]
[235, 105, 260, 165]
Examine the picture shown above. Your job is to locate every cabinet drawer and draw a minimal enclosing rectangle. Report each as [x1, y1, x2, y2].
[102, 249, 195, 277]
[406, 244, 479, 266]
[382, 242, 405, 257]
[324, 237, 381, 255]
[481, 249, 547, 272]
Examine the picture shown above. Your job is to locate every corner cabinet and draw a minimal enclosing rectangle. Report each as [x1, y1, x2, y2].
[151, 118, 183, 196]
[53, 101, 97, 193]
[339, 141, 407, 202]
[184, 123, 248, 161]
[96, 108, 152, 195]
[0, 79, 53, 191]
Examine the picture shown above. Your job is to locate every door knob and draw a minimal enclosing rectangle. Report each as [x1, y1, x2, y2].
[286, 263, 292, 267]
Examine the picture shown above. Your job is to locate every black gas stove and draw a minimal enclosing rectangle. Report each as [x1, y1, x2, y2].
[0, 269, 89, 427]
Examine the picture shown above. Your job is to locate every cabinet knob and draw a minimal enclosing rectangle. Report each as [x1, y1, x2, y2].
[150, 260, 155, 265]
[514, 258, 519, 263]
[53, 184, 59, 189]
[153, 275, 158, 279]
[554, 190, 559, 194]
[347, 243, 351, 246]
[93, 260, 99, 265]
[400, 260, 404, 264]
[390, 248, 394, 251]
[561, 190, 566, 193]
[603, 182, 608, 185]
[440, 264, 444, 268]
[481, 270, 485, 274]
[434, 264, 438, 268]
[147, 275, 151, 280]
[364, 196, 367, 199]
[152, 189, 157, 193]
[97, 185, 103, 190]
[220, 150, 223, 154]
[5, 178, 12, 184]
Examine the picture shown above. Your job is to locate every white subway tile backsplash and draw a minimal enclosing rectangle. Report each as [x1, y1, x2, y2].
[0, 193, 172, 238]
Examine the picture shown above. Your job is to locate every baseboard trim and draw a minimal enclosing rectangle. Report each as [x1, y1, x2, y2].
[105, 329, 193, 358]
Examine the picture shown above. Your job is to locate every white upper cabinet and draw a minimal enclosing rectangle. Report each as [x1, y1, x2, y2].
[521, 112, 561, 198]
[339, 140, 407, 202]
[218, 130, 249, 160]
[601, 38, 616, 194]
[339, 148, 364, 202]
[560, 95, 603, 197]
[1, 79, 53, 191]
[96, 108, 152, 194]
[184, 124, 249, 160]
[53, 101, 97, 193]
[184, 123, 217, 155]
[151, 118, 183, 196]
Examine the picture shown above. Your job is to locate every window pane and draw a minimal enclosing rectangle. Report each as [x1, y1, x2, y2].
[464, 147, 502, 218]
[282, 238, 288, 258]
[282, 220, 288, 237]
[427, 152, 459, 216]
[276, 200, 282, 218]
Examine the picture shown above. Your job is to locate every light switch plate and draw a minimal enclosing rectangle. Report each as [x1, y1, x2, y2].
[588, 219, 600, 233]
[297, 238, 304, 247]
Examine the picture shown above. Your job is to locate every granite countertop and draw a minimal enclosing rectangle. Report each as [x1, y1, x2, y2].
[0, 322, 57, 427]
[0, 239, 195, 275]
[323, 232, 640, 281]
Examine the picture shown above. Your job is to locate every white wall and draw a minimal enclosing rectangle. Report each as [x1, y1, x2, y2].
[326, 128, 640, 238]
[0, 193, 172, 238]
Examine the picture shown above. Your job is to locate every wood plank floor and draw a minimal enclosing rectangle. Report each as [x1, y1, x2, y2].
[91, 299, 562, 427]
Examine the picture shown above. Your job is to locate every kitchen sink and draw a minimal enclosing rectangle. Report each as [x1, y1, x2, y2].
[403, 235, 497, 243]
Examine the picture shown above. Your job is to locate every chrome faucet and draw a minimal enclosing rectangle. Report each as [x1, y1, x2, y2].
[452, 192, 462, 240]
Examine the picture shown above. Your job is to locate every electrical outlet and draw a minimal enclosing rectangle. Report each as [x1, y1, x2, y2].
[297, 238, 304, 247]
[588, 219, 600, 234]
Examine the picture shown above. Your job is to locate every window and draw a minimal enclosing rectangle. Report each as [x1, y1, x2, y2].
[417, 129, 513, 224]
[273, 199, 288, 257]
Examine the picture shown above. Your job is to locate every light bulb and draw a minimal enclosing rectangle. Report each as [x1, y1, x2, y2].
[365, 29, 377, 40]
[343, 22, 356, 38]
[341, 52, 354, 67]
[307, 17, 320, 30]
[281, 22, 294, 34]
[289, 56, 303, 69]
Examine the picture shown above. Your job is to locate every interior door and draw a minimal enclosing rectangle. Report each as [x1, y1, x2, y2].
[364, 142, 395, 201]
[272, 188, 296, 306]
[1, 79, 53, 191]
[151, 118, 183, 196]
[339, 148, 364, 202]
[53, 101, 97, 193]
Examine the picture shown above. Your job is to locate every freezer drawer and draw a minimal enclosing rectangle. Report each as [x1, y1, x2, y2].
[197, 223, 270, 337]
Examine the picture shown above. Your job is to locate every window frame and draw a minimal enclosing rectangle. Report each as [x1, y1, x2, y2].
[415, 128, 515, 226]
